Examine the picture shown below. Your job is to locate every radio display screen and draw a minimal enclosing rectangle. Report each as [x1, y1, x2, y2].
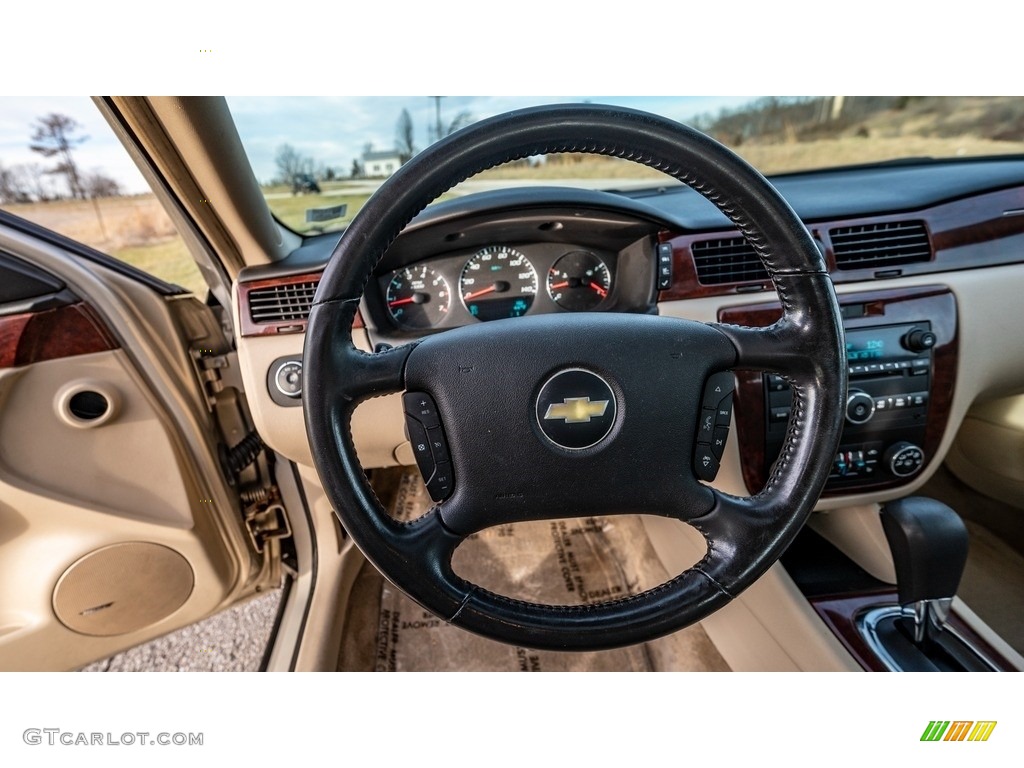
[844, 323, 931, 364]
[846, 339, 885, 361]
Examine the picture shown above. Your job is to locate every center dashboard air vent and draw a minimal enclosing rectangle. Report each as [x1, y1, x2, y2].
[830, 220, 931, 270]
[247, 280, 319, 324]
[691, 236, 769, 285]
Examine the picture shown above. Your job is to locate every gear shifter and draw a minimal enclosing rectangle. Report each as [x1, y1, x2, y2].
[880, 497, 969, 644]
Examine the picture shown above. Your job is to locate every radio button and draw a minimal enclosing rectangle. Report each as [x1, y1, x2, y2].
[902, 328, 937, 352]
[846, 390, 876, 424]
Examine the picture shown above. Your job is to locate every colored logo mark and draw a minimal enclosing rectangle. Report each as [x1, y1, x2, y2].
[921, 721, 997, 742]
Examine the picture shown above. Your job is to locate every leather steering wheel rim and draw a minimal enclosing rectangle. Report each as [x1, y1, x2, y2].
[304, 104, 846, 651]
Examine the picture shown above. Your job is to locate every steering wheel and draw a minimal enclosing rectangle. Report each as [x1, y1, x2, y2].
[303, 104, 846, 651]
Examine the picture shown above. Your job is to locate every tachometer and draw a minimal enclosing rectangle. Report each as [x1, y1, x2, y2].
[459, 246, 538, 321]
[386, 265, 451, 329]
[547, 251, 611, 311]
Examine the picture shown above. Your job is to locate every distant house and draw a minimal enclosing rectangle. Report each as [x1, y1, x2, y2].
[362, 150, 404, 178]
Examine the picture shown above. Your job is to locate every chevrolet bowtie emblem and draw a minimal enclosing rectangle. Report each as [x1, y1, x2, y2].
[543, 397, 609, 424]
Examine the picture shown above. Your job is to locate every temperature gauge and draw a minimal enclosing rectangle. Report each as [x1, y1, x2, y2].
[547, 251, 612, 311]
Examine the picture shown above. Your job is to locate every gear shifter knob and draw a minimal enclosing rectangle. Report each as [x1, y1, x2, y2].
[880, 497, 969, 642]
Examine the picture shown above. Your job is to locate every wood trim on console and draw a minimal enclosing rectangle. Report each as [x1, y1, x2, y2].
[0, 302, 118, 368]
[719, 285, 958, 496]
[810, 592, 1018, 671]
[236, 271, 362, 338]
[657, 185, 1024, 301]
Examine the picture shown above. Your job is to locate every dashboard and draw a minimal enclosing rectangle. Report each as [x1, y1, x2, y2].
[234, 157, 1024, 509]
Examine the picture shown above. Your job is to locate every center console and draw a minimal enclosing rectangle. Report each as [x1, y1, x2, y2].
[720, 285, 958, 496]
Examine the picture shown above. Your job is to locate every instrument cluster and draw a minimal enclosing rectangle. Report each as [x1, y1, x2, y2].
[377, 242, 618, 331]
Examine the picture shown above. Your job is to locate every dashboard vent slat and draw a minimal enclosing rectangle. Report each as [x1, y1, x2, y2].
[691, 236, 769, 285]
[830, 220, 931, 270]
[248, 280, 319, 323]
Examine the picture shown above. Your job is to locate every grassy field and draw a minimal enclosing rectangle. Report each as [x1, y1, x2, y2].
[2, 195, 208, 296]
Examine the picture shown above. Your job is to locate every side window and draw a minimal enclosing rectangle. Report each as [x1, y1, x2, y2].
[0, 97, 206, 295]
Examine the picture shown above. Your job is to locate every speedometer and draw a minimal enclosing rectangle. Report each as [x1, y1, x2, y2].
[459, 246, 538, 321]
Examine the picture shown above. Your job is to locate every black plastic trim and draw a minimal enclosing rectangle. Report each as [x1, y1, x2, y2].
[780, 525, 891, 598]
[258, 574, 292, 673]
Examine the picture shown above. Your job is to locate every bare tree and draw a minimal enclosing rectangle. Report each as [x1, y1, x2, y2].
[29, 113, 88, 199]
[20, 163, 52, 201]
[83, 170, 122, 198]
[275, 143, 306, 185]
[350, 159, 363, 179]
[395, 108, 415, 163]
[446, 110, 473, 136]
[0, 162, 32, 203]
[427, 97, 474, 142]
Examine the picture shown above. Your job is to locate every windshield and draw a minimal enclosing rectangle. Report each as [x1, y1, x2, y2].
[227, 96, 1024, 236]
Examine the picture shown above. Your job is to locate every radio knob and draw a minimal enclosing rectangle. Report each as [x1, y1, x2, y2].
[902, 328, 937, 353]
[884, 441, 925, 478]
[846, 389, 876, 424]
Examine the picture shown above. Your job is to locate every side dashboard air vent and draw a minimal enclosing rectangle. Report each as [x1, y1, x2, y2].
[248, 280, 319, 324]
[830, 220, 931, 270]
[691, 236, 769, 285]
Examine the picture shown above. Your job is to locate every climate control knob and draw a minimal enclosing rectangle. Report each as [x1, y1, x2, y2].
[846, 389, 876, 425]
[884, 441, 925, 478]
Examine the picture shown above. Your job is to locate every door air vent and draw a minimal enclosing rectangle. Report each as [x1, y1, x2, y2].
[691, 236, 769, 285]
[248, 280, 319, 324]
[830, 220, 931, 270]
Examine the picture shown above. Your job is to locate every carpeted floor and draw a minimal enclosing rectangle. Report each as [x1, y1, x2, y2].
[337, 468, 729, 672]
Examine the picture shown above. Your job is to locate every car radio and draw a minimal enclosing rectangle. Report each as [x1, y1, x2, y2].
[765, 322, 936, 490]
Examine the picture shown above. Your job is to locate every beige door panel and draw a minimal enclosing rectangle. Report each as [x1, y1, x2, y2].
[0, 233, 267, 670]
[0, 345, 252, 670]
[0, 353, 194, 527]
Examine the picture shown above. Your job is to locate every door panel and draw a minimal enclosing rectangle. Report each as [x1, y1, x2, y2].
[0, 242, 266, 671]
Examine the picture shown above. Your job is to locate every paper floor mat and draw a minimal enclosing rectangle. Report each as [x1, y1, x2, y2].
[350, 468, 728, 672]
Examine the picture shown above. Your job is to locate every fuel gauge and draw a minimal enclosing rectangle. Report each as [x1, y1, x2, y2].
[547, 251, 612, 311]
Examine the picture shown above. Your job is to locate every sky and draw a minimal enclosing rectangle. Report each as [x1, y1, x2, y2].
[0, 96, 152, 195]
[0, 96, 757, 194]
